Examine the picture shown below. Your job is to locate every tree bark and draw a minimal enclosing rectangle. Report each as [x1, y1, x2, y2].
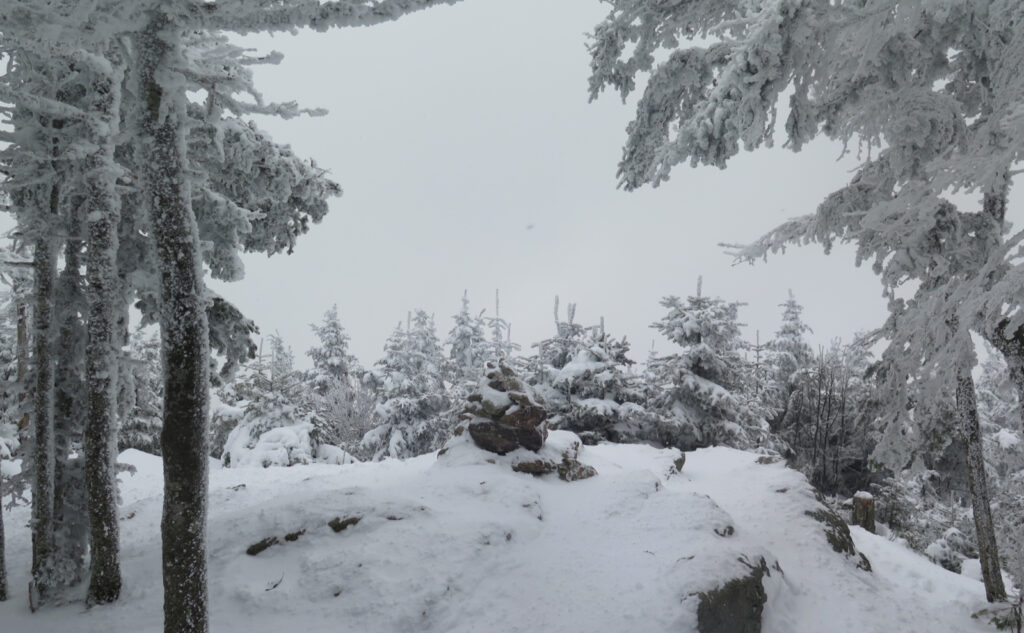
[956, 364, 1007, 603]
[84, 59, 124, 606]
[52, 203, 88, 588]
[30, 226, 57, 606]
[136, 16, 211, 633]
[0, 462, 7, 601]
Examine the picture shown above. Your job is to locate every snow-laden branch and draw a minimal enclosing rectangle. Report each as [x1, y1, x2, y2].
[189, 0, 464, 35]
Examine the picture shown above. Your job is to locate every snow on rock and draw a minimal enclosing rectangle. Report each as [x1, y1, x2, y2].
[0, 445, 1002, 633]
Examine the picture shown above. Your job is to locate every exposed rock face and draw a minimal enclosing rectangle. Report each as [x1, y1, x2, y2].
[465, 361, 548, 455]
[805, 507, 872, 572]
[697, 557, 770, 633]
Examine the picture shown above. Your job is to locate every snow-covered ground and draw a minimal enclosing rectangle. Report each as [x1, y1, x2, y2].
[0, 435, 1001, 632]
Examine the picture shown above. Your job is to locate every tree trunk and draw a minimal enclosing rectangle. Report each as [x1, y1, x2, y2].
[136, 16, 211, 633]
[52, 204, 88, 589]
[1, 463, 7, 601]
[30, 227, 57, 606]
[956, 365, 1007, 603]
[84, 60, 124, 605]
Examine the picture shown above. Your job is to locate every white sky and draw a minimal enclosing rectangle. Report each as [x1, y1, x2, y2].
[218, 0, 901, 368]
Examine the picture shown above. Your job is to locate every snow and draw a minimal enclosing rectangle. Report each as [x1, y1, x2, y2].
[0, 441, 1003, 632]
[995, 428, 1021, 450]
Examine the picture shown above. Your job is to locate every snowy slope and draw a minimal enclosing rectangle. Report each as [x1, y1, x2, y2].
[0, 437, 1000, 633]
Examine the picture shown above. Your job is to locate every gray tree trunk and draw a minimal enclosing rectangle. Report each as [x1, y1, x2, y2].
[52, 195, 88, 589]
[1, 463, 7, 601]
[30, 221, 58, 607]
[956, 365, 1007, 603]
[84, 60, 124, 606]
[136, 16, 211, 633]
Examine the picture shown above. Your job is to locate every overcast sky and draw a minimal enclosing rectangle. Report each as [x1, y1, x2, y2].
[220, 0, 900, 368]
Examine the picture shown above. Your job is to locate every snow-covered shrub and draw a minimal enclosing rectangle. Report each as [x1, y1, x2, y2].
[223, 421, 318, 468]
[924, 528, 976, 574]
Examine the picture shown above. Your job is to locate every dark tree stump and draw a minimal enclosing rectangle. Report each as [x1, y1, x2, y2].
[852, 491, 875, 534]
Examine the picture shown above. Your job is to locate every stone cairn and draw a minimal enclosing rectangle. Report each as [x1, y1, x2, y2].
[463, 359, 548, 455]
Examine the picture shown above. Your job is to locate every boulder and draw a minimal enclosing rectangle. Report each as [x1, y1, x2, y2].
[697, 557, 770, 633]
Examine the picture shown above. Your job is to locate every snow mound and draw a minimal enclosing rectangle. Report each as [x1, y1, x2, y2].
[221, 421, 357, 468]
[0, 444, 1002, 633]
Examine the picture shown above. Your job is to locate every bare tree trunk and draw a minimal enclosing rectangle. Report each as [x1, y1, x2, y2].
[84, 59, 124, 605]
[30, 227, 57, 607]
[956, 364, 1007, 603]
[52, 202, 88, 589]
[0, 464, 7, 601]
[137, 16, 210, 633]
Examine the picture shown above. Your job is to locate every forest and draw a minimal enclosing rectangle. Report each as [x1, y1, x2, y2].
[2, 1, 1024, 633]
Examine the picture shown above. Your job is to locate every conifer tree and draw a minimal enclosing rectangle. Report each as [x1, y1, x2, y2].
[446, 291, 488, 389]
[647, 279, 769, 450]
[118, 328, 163, 455]
[587, 0, 1024, 602]
[362, 311, 449, 460]
[770, 291, 814, 399]
[530, 299, 648, 443]
[484, 290, 520, 362]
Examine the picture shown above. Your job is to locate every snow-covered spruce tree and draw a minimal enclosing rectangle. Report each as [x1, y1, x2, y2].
[362, 311, 450, 460]
[306, 306, 374, 449]
[485, 289, 520, 363]
[528, 299, 649, 443]
[118, 328, 163, 455]
[446, 291, 488, 391]
[587, 0, 1024, 602]
[308, 305, 356, 395]
[769, 291, 814, 415]
[646, 280, 770, 451]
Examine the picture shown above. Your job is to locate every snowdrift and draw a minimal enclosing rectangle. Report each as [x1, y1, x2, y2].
[0, 435, 1000, 633]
